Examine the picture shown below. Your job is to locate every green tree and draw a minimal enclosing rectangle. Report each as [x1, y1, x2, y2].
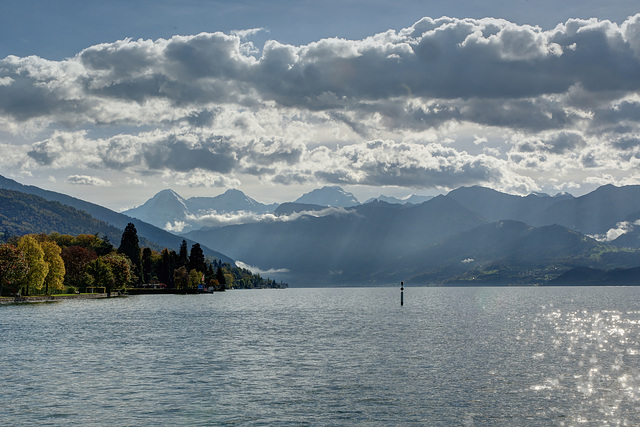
[48, 232, 76, 249]
[0, 244, 29, 296]
[223, 273, 234, 289]
[18, 235, 48, 295]
[61, 246, 97, 288]
[102, 253, 134, 291]
[86, 258, 114, 291]
[188, 269, 203, 289]
[40, 241, 65, 294]
[173, 266, 188, 290]
[118, 223, 141, 282]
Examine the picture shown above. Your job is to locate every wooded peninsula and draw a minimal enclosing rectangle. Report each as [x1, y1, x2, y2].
[0, 222, 287, 298]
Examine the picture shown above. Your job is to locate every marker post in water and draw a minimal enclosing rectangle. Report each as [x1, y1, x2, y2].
[401, 281, 404, 306]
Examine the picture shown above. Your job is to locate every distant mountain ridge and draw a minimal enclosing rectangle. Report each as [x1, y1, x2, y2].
[447, 185, 574, 223]
[294, 186, 359, 207]
[365, 194, 433, 205]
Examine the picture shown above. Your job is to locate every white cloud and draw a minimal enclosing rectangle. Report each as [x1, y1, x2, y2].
[3, 14, 640, 199]
[66, 175, 111, 186]
[589, 221, 637, 242]
[235, 260, 289, 275]
[165, 220, 187, 233]
[184, 206, 352, 228]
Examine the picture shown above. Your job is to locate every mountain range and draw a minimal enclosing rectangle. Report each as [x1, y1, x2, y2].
[123, 188, 279, 233]
[122, 185, 364, 232]
[184, 187, 640, 286]
[3, 174, 640, 286]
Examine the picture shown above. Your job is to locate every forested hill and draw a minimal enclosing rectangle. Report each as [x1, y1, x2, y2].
[0, 189, 155, 249]
[0, 175, 233, 263]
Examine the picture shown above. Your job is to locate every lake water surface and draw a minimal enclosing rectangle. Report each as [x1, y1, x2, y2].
[2, 287, 640, 425]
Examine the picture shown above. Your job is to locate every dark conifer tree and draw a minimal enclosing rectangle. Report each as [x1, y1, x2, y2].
[206, 262, 215, 282]
[141, 247, 153, 284]
[158, 248, 177, 288]
[118, 222, 141, 283]
[188, 243, 206, 274]
[95, 234, 113, 256]
[216, 265, 226, 286]
[177, 240, 189, 269]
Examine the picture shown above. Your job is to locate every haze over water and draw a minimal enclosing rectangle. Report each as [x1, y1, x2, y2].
[2, 287, 640, 425]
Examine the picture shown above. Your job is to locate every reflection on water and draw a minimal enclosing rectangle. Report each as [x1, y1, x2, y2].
[1, 287, 640, 425]
[526, 307, 640, 425]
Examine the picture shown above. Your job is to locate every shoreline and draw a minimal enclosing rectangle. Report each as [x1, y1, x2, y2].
[0, 292, 122, 304]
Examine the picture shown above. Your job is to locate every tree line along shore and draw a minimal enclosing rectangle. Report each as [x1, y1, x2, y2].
[0, 222, 287, 298]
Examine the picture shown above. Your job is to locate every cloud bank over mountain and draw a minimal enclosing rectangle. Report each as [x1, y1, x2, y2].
[3, 14, 640, 206]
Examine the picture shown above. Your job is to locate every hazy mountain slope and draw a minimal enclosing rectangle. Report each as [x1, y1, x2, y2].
[447, 185, 570, 222]
[529, 184, 640, 235]
[365, 194, 433, 204]
[400, 220, 636, 285]
[186, 196, 487, 285]
[187, 188, 278, 213]
[549, 266, 640, 285]
[122, 189, 190, 230]
[0, 175, 233, 262]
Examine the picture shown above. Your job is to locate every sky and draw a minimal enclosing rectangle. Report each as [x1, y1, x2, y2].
[2, 0, 640, 211]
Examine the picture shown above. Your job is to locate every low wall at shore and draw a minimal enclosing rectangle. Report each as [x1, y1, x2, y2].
[0, 292, 121, 304]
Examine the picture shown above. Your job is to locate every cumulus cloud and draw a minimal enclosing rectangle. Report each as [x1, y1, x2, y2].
[311, 139, 508, 189]
[66, 175, 111, 186]
[1, 15, 639, 125]
[590, 220, 639, 242]
[3, 14, 640, 197]
[165, 220, 188, 233]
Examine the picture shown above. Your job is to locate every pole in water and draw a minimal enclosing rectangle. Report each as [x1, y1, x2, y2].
[401, 281, 404, 306]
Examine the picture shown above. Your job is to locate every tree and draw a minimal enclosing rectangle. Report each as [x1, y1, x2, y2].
[118, 223, 141, 282]
[95, 234, 113, 256]
[102, 253, 134, 290]
[223, 273, 234, 289]
[61, 246, 97, 288]
[18, 235, 48, 295]
[216, 265, 226, 290]
[141, 247, 154, 284]
[86, 258, 114, 291]
[188, 269, 203, 289]
[48, 232, 75, 249]
[173, 266, 188, 290]
[40, 241, 65, 294]
[158, 248, 177, 288]
[177, 240, 189, 268]
[188, 243, 206, 274]
[0, 244, 29, 296]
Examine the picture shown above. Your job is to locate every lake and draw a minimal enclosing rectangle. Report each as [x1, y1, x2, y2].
[2, 286, 640, 425]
